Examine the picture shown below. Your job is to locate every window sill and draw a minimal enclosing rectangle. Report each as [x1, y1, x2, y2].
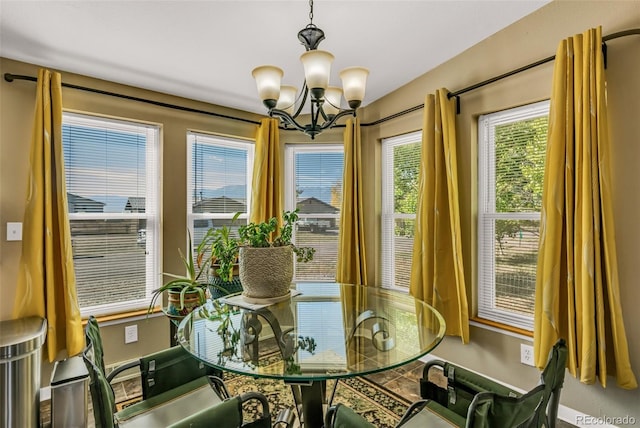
[470, 317, 533, 340]
[81, 306, 163, 326]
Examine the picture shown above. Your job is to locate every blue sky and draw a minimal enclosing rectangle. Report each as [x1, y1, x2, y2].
[63, 123, 344, 212]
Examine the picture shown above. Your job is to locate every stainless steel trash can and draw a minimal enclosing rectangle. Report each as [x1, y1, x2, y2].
[51, 355, 89, 428]
[0, 316, 47, 428]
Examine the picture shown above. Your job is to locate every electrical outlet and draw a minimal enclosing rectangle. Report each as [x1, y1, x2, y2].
[124, 325, 138, 344]
[520, 343, 535, 366]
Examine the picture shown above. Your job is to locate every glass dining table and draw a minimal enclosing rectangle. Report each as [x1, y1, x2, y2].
[177, 282, 446, 428]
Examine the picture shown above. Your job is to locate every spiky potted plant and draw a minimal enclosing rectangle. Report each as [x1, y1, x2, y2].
[148, 230, 208, 319]
[238, 208, 315, 303]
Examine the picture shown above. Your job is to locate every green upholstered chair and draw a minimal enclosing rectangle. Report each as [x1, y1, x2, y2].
[325, 339, 567, 428]
[84, 315, 221, 400]
[402, 338, 568, 428]
[167, 391, 297, 428]
[324, 404, 376, 428]
[83, 315, 296, 428]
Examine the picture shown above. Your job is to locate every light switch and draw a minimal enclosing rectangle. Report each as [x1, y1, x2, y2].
[7, 222, 22, 241]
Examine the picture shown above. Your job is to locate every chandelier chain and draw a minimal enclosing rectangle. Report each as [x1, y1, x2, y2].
[309, 0, 314, 25]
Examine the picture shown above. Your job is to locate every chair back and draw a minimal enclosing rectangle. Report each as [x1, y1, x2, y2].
[467, 385, 545, 428]
[325, 403, 376, 428]
[467, 338, 567, 428]
[140, 346, 222, 399]
[82, 317, 116, 428]
[84, 315, 107, 374]
[166, 392, 272, 428]
[535, 338, 568, 427]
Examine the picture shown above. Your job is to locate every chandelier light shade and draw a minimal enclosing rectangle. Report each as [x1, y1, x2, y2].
[276, 85, 298, 115]
[251, 0, 368, 139]
[340, 67, 369, 109]
[252, 66, 284, 108]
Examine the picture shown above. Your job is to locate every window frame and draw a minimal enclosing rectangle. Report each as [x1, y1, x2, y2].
[186, 131, 254, 247]
[284, 143, 344, 282]
[63, 111, 161, 317]
[477, 100, 549, 331]
[381, 131, 422, 291]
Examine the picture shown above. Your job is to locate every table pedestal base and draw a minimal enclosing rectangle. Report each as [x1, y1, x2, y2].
[287, 380, 326, 428]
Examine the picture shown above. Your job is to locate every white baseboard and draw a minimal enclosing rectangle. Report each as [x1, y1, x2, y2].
[40, 386, 51, 402]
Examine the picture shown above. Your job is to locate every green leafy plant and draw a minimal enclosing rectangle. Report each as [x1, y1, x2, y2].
[198, 213, 242, 282]
[148, 230, 208, 316]
[238, 208, 315, 262]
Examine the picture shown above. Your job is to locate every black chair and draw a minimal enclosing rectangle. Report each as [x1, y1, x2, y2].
[83, 315, 296, 427]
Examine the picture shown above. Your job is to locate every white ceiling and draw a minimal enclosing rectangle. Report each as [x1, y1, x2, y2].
[1, 0, 550, 115]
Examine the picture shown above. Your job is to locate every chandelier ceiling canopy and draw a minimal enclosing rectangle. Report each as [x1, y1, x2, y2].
[252, 0, 369, 139]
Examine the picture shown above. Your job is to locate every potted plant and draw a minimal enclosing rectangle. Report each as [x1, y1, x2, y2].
[198, 215, 243, 299]
[148, 230, 208, 319]
[237, 208, 315, 302]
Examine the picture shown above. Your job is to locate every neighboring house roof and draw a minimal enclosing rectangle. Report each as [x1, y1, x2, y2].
[296, 197, 339, 214]
[67, 193, 105, 213]
[192, 196, 246, 213]
[125, 197, 145, 212]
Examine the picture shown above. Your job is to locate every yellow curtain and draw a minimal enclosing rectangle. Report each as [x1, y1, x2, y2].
[336, 118, 368, 285]
[13, 69, 84, 362]
[534, 27, 637, 389]
[250, 118, 283, 226]
[409, 90, 469, 344]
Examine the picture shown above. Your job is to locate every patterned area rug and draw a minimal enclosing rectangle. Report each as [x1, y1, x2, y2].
[225, 374, 411, 428]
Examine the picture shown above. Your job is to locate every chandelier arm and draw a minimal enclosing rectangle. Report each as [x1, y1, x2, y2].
[319, 104, 332, 123]
[316, 109, 356, 131]
[292, 83, 309, 119]
[269, 109, 308, 133]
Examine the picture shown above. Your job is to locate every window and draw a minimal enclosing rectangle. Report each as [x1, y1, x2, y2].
[285, 145, 343, 281]
[63, 112, 160, 316]
[381, 131, 422, 290]
[187, 132, 254, 251]
[478, 101, 549, 330]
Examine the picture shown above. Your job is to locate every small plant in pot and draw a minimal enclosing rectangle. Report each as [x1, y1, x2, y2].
[238, 208, 315, 303]
[148, 230, 208, 320]
[198, 216, 243, 299]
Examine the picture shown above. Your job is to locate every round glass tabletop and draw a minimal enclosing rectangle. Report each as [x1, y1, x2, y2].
[177, 282, 446, 382]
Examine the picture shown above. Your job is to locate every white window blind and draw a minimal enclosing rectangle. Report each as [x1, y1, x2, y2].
[187, 132, 253, 250]
[381, 131, 422, 290]
[63, 112, 160, 316]
[478, 100, 549, 331]
[285, 145, 343, 281]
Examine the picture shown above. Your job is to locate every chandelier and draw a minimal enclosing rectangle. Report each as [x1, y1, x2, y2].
[251, 0, 369, 139]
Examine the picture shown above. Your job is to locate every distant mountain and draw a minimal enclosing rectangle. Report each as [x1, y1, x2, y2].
[194, 184, 247, 200]
[86, 183, 335, 214]
[89, 195, 129, 213]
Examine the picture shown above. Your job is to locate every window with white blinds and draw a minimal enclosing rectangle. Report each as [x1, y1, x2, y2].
[187, 132, 253, 251]
[62, 112, 160, 316]
[381, 131, 421, 290]
[285, 145, 343, 281]
[478, 100, 549, 331]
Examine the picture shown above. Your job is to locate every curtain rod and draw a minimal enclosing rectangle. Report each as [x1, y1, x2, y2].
[4, 28, 638, 128]
[443, 28, 640, 114]
[3, 73, 261, 126]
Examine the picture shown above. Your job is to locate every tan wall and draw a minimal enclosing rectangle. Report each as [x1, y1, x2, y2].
[0, 57, 263, 378]
[1, 0, 638, 420]
[361, 0, 640, 421]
